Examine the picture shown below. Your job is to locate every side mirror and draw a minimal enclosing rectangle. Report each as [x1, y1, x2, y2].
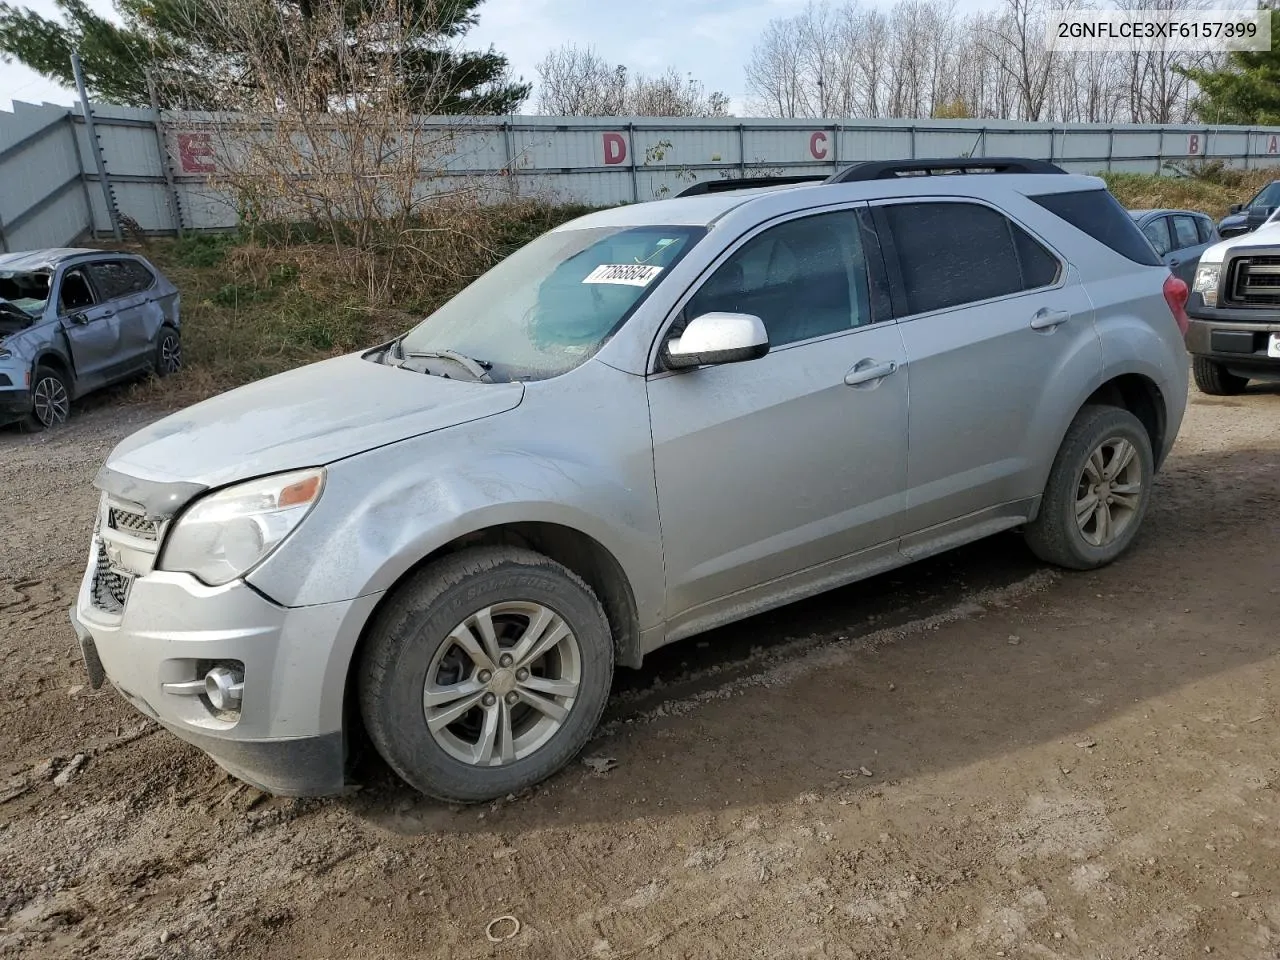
[1230, 203, 1244, 214]
[67, 312, 89, 325]
[664, 312, 769, 370]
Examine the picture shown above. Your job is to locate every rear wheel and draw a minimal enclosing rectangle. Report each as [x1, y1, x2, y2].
[22, 366, 71, 432]
[1024, 405, 1154, 570]
[154, 325, 182, 377]
[358, 546, 614, 803]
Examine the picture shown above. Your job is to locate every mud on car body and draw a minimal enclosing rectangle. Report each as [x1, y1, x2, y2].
[70, 158, 1189, 803]
[0, 248, 182, 431]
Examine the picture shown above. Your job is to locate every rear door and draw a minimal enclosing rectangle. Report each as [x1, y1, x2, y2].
[871, 197, 1101, 552]
[56, 264, 119, 390]
[1168, 214, 1206, 285]
[86, 259, 160, 373]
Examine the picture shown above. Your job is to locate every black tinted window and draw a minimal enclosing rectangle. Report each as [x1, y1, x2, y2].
[1250, 182, 1280, 208]
[88, 260, 153, 300]
[1031, 189, 1163, 266]
[883, 202, 1057, 315]
[687, 210, 869, 347]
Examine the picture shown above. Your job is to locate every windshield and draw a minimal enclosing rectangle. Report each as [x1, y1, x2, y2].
[0, 270, 51, 318]
[1249, 183, 1280, 209]
[396, 224, 705, 381]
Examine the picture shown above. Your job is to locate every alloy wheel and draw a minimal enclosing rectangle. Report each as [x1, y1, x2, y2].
[423, 601, 582, 766]
[1075, 436, 1143, 547]
[32, 375, 70, 428]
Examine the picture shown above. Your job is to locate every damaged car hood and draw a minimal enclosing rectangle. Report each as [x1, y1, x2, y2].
[101, 353, 524, 498]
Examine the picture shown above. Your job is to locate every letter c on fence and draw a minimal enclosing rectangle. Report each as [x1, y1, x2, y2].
[603, 132, 627, 165]
[810, 131, 829, 160]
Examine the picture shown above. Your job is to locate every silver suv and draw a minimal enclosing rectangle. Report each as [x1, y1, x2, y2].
[69, 158, 1190, 802]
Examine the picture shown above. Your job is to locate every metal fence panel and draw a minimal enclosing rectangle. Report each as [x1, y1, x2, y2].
[10, 103, 1280, 241]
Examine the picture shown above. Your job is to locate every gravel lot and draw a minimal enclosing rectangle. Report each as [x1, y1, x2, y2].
[2, 381, 1278, 960]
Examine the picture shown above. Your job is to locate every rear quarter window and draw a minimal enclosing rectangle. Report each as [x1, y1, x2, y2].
[1030, 189, 1163, 266]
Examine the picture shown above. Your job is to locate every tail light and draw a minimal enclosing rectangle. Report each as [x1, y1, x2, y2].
[1163, 274, 1190, 337]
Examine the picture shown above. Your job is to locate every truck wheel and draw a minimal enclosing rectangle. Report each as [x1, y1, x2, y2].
[1024, 405, 1154, 571]
[358, 546, 614, 803]
[1192, 357, 1247, 396]
[22, 366, 71, 432]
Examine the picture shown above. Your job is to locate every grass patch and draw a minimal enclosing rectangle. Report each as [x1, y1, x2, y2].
[1101, 166, 1275, 219]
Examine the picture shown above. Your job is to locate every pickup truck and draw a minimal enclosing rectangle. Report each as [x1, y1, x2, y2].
[1187, 215, 1280, 393]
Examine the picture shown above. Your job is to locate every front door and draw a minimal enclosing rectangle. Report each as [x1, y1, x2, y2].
[647, 207, 909, 625]
[56, 265, 120, 391]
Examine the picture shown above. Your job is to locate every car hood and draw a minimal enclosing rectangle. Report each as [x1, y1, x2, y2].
[1200, 218, 1280, 264]
[1218, 211, 1247, 229]
[103, 353, 524, 492]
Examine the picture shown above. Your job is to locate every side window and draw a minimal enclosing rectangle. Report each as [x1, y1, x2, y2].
[58, 268, 96, 313]
[881, 202, 1058, 316]
[1197, 217, 1216, 244]
[685, 210, 870, 347]
[1172, 215, 1200, 250]
[122, 260, 155, 293]
[1142, 217, 1172, 257]
[88, 261, 147, 301]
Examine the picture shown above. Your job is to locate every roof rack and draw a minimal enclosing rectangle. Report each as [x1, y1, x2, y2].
[676, 175, 827, 197]
[825, 157, 1068, 183]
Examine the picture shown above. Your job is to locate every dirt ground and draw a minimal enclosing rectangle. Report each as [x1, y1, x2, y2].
[1, 382, 1278, 960]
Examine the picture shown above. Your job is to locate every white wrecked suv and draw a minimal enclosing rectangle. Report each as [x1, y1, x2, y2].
[70, 158, 1190, 802]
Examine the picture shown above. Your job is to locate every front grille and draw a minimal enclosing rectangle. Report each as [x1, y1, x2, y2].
[108, 506, 160, 541]
[90, 539, 133, 614]
[1227, 255, 1280, 307]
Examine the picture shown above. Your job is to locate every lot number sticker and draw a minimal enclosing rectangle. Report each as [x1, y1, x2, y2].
[582, 264, 664, 286]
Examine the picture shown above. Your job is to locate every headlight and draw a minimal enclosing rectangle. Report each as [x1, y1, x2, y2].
[159, 468, 325, 586]
[1193, 263, 1221, 306]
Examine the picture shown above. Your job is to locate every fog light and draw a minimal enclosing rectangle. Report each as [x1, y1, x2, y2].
[204, 665, 244, 711]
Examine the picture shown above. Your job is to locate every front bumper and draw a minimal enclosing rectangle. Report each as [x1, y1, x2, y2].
[0, 387, 31, 424]
[1185, 307, 1280, 378]
[71, 557, 383, 796]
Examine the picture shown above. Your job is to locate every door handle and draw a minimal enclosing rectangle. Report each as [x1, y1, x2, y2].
[844, 359, 898, 387]
[1029, 308, 1071, 331]
[1169, 258, 1181, 268]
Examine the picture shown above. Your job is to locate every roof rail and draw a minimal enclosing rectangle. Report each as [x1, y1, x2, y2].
[825, 157, 1068, 183]
[676, 175, 827, 197]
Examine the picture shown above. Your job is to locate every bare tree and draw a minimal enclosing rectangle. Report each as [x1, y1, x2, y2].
[536, 44, 729, 116]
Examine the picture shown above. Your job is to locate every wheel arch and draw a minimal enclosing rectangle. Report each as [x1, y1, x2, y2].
[1083, 373, 1167, 468]
[339, 521, 643, 758]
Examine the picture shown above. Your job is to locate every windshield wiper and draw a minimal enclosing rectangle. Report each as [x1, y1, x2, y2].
[396, 345, 493, 382]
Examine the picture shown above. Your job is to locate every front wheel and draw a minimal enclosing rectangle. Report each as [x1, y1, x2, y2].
[22, 366, 71, 432]
[1192, 357, 1247, 396]
[358, 546, 614, 803]
[1024, 405, 1154, 570]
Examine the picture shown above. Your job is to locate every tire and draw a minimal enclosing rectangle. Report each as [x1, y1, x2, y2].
[358, 546, 614, 803]
[154, 325, 182, 378]
[22, 365, 71, 432]
[1191, 356, 1247, 396]
[1024, 405, 1154, 571]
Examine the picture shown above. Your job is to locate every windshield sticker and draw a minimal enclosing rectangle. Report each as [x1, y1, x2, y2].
[582, 264, 664, 286]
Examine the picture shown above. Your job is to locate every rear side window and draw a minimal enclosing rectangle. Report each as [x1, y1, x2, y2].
[1031, 189, 1163, 266]
[880, 202, 1060, 316]
[1197, 217, 1216, 244]
[1172, 215, 1200, 250]
[88, 260, 154, 301]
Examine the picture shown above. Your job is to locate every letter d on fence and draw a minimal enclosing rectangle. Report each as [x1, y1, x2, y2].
[603, 132, 627, 165]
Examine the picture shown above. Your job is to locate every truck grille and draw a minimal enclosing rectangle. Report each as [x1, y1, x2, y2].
[1227, 255, 1280, 306]
[108, 506, 161, 541]
[90, 539, 133, 613]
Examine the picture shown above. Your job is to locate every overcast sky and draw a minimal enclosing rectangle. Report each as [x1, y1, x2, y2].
[0, 0, 990, 114]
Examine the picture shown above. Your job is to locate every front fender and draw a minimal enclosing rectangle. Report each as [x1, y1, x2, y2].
[246, 366, 665, 630]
